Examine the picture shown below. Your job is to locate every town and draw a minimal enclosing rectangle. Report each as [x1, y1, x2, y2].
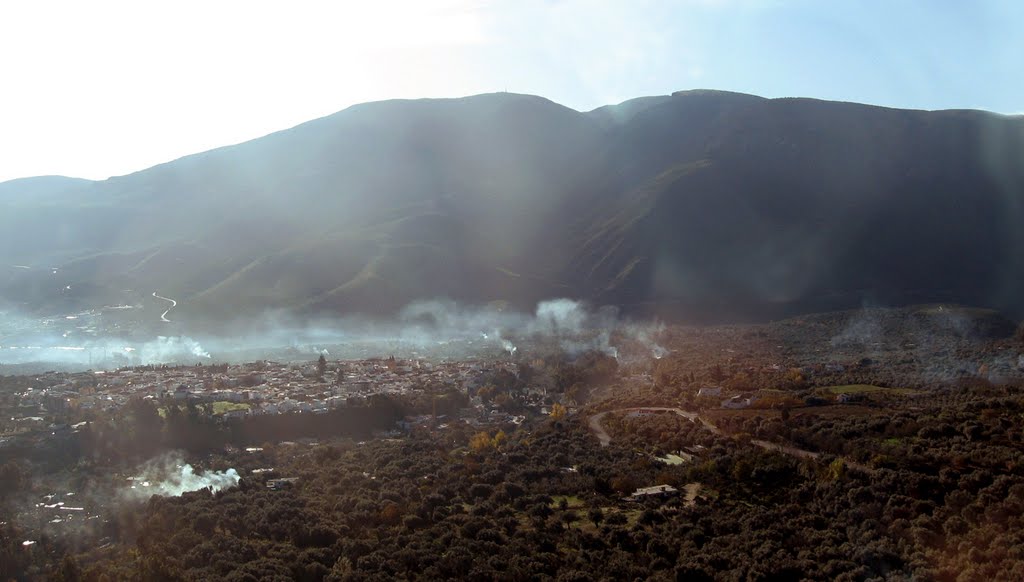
[3, 306, 1024, 580]
[1, 354, 556, 439]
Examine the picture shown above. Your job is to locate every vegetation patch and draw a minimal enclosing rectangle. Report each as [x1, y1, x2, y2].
[212, 401, 251, 415]
[549, 495, 585, 509]
[824, 384, 920, 396]
[655, 453, 689, 465]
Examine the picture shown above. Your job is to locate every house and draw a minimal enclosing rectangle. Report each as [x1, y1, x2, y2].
[214, 390, 244, 403]
[625, 484, 679, 502]
[266, 477, 299, 490]
[339, 381, 372, 394]
[697, 386, 722, 398]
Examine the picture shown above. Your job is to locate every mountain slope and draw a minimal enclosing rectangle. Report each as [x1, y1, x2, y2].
[2, 90, 1023, 324]
[580, 95, 1024, 320]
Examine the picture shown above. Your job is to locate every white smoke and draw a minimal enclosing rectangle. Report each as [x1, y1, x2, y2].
[137, 336, 211, 362]
[533, 298, 588, 335]
[831, 309, 883, 347]
[502, 339, 517, 356]
[1, 297, 671, 369]
[627, 322, 668, 359]
[560, 329, 618, 359]
[491, 329, 517, 356]
[126, 453, 239, 498]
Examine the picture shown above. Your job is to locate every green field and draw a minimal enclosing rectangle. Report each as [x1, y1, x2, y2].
[656, 453, 690, 465]
[549, 495, 585, 509]
[212, 401, 251, 415]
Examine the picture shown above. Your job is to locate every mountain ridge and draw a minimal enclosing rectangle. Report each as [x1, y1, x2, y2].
[2, 90, 1023, 325]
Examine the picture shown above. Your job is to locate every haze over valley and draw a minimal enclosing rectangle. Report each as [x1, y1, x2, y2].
[3, 89, 1024, 370]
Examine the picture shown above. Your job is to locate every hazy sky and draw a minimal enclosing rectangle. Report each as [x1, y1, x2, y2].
[1, 0, 1021, 182]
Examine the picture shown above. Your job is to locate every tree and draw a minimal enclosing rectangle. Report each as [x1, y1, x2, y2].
[827, 458, 846, 481]
[565, 383, 586, 405]
[553, 365, 584, 393]
[317, 354, 328, 379]
[53, 556, 82, 582]
[610, 475, 636, 495]
[550, 403, 567, 421]
[494, 392, 515, 412]
[492, 430, 507, 449]
[476, 385, 496, 404]
[470, 430, 506, 452]
[784, 368, 805, 389]
[470, 431, 494, 452]
[127, 397, 163, 453]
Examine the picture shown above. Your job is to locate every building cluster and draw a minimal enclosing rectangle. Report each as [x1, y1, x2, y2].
[2, 356, 540, 433]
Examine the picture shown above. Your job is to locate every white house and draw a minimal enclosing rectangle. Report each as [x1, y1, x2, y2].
[625, 484, 679, 502]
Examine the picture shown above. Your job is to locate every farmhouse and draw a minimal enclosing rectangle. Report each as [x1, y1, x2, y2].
[625, 484, 679, 502]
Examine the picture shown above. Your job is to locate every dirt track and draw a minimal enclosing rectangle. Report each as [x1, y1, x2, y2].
[588, 407, 873, 472]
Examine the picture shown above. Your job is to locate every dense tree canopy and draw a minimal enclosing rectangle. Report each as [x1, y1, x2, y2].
[6, 382, 1023, 581]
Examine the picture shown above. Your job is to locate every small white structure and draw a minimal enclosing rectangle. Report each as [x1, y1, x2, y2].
[625, 484, 679, 502]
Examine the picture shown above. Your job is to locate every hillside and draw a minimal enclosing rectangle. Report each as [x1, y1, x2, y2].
[2, 90, 1023, 325]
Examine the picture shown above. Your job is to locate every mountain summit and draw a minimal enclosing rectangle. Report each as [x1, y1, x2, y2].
[3, 91, 1023, 323]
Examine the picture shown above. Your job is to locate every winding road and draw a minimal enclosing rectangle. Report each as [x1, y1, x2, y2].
[152, 292, 177, 323]
[588, 407, 719, 447]
[588, 406, 873, 472]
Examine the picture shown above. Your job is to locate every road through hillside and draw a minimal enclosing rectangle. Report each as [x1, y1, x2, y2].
[152, 292, 177, 323]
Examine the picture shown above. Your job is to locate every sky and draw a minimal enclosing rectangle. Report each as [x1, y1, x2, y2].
[1, 0, 1021, 183]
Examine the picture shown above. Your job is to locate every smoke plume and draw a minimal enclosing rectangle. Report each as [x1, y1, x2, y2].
[125, 453, 239, 498]
[1, 297, 669, 369]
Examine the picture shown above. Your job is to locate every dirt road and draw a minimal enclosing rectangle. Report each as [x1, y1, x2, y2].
[588, 407, 871, 471]
[588, 407, 718, 447]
